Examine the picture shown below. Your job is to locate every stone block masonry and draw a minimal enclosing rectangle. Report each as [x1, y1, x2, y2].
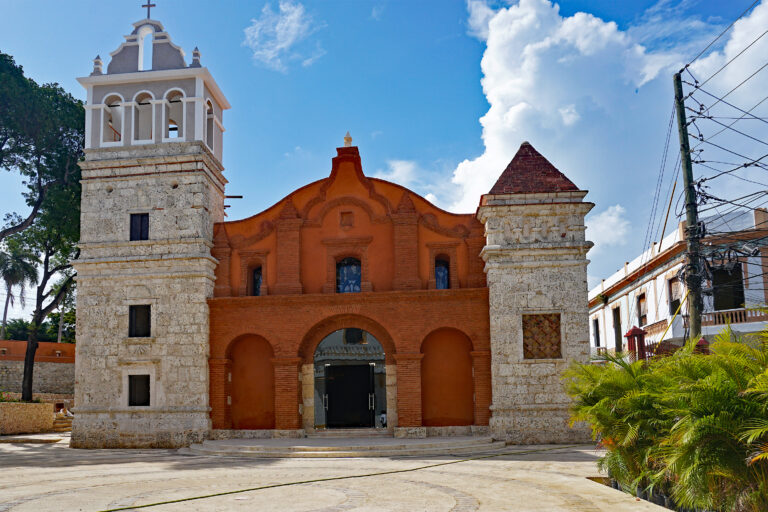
[72, 141, 225, 449]
[0, 402, 54, 435]
[0, 361, 74, 395]
[478, 143, 596, 445]
[479, 192, 594, 443]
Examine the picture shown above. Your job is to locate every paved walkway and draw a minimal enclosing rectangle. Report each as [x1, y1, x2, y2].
[0, 436, 664, 511]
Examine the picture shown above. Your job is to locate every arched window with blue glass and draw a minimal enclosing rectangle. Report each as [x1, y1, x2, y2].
[336, 257, 361, 293]
[252, 266, 262, 296]
[435, 256, 450, 290]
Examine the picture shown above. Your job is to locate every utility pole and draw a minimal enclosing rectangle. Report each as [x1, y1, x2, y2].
[673, 71, 702, 339]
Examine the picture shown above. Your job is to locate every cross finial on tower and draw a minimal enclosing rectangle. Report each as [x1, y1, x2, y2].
[142, 1, 156, 18]
[343, 131, 352, 147]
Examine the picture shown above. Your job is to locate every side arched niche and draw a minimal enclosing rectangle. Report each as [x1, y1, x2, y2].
[228, 334, 275, 429]
[420, 328, 474, 426]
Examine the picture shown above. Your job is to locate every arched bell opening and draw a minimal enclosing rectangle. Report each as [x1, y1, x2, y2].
[313, 328, 386, 429]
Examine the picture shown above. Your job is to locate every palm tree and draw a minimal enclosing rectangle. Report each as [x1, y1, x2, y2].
[0, 244, 39, 339]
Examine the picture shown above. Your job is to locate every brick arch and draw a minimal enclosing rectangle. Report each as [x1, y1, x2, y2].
[299, 314, 396, 364]
[420, 327, 474, 426]
[227, 333, 275, 429]
[419, 326, 476, 352]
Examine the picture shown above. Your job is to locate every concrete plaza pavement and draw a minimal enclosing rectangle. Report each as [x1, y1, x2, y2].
[0, 435, 664, 512]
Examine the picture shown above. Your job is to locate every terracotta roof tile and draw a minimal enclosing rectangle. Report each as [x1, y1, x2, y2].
[489, 142, 579, 195]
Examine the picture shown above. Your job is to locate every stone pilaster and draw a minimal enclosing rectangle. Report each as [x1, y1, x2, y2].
[478, 190, 593, 444]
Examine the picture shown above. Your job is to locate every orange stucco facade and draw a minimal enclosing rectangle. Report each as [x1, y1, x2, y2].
[208, 146, 491, 431]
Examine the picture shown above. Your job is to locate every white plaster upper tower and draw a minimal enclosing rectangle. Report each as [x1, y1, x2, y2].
[80, 18, 228, 160]
[72, 14, 230, 448]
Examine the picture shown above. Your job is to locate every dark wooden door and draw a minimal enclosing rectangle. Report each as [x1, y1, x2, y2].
[326, 364, 373, 428]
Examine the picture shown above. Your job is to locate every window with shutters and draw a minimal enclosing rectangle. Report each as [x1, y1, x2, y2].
[636, 293, 647, 326]
[130, 213, 149, 241]
[593, 318, 600, 347]
[129, 305, 151, 338]
[712, 265, 745, 311]
[668, 278, 682, 315]
[612, 306, 622, 351]
[128, 374, 150, 406]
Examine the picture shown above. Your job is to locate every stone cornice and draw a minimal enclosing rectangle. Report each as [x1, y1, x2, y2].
[78, 238, 214, 250]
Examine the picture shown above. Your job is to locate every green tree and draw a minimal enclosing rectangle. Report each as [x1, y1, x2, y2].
[0, 52, 83, 243]
[3, 318, 30, 341]
[0, 239, 39, 339]
[18, 181, 80, 400]
[0, 51, 83, 401]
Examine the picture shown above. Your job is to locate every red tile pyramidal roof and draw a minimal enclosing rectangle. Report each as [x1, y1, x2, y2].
[489, 141, 579, 195]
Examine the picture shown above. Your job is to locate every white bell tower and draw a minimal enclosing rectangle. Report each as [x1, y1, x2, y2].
[72, 13, 230, 448]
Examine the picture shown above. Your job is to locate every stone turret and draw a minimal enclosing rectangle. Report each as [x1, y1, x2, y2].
[477, 142, 594, 444]
[71, 18, 230, 448]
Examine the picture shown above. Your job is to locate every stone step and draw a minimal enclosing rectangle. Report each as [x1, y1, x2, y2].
[308, 428, 391, 438]
[183, 437, 506, 458]
[201, 435, 494, 452]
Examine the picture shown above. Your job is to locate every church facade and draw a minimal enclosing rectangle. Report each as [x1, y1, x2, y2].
[71, 17, 594, 448]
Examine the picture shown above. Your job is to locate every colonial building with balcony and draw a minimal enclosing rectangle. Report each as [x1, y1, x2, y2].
[588, 209, 768, 355]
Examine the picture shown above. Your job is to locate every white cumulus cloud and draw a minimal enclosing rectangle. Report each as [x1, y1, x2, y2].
[243, 1, 324, 71]
[450, 0, 688, 213]
[375, 160, 422, 189]
[586, 204, 631, 254]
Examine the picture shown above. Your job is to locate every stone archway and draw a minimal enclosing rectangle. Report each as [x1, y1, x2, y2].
[313, 328, 385, 429]
[299, 315, 397, 432]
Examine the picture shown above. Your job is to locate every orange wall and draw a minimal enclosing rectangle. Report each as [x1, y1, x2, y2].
[208, 146, 491, 430]
[211, 146, 486, 298]
[229, 335, 275, 429]
[421, 328, 474, 426]
[0, 340, 75, 364]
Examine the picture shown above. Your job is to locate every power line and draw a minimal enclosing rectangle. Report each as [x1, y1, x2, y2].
[696, 28, 768, 88]
[696, 162, 768, 187]
[683, 0, 762, 68]
[689, 86, 768, 125]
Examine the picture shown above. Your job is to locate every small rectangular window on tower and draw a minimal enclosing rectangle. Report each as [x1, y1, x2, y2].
[129, 305, 151, 338]
[128, 374, 150, 407]
[130, 213, 149, 241]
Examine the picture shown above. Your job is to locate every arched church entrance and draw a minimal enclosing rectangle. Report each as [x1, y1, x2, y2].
[313, 328, 386, 429]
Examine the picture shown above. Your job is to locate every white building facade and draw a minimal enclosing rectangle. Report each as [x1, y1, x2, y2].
[589, 209, 768, 355]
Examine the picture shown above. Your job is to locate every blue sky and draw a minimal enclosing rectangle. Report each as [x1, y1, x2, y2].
[1, 0, 766, 317]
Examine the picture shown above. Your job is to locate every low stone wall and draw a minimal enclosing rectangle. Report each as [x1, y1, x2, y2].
[425, 425, 491, 437]
[210, 429, 306, 440]
[0, 402, 54, 434]
[2, 393, 74, 411]
[0, 361, 74, 395]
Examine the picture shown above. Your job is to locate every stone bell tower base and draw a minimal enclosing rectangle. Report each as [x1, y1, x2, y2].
[478, 142, 594, 444]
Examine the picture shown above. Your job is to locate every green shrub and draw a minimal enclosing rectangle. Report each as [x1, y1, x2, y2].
[565, 330, 768, 512]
